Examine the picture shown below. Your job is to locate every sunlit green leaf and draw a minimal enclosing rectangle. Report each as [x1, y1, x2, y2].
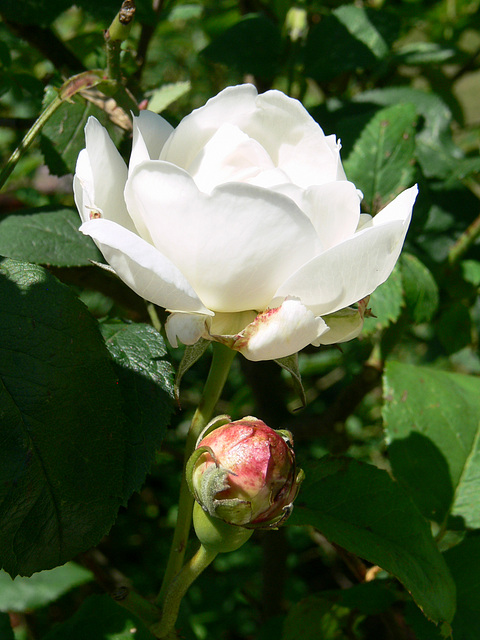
[0, 563, 92, 612]
[0, 207, 102, 267]
[344, 103, 417, 213]
[400, 253, 439, 323]
[362, 264, 404, 335]
[384, 362, 480, 528]
[146, 81, 191, 113]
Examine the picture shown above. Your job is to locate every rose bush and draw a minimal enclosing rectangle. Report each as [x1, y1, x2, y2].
[74, 84, 417, 361]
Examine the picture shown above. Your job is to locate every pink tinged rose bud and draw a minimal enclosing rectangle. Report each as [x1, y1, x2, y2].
[187, 416, 303, 535]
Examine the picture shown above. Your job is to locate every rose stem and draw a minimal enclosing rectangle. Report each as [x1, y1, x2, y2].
[151, 545, 217, 638]
[155, 342, 236, 606]
[448, 211, 480, 266]
[105, 0, 135, 82]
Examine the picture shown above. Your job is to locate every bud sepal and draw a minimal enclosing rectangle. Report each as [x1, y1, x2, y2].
[192, 502, 254, 554]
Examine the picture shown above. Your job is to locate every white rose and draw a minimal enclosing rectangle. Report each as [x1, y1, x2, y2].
[74, 84, 416, 361]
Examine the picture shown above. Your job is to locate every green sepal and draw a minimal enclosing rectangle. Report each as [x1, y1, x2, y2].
[185, 446, 214, 500]
[274, 353, 306, 407]
[214, 499, 253, 526]
[194, 415, 232, 447]
[276, 429, 294, 447]
[175, 339, 210, 400]
[194, 463, 231, 516]
[193, 502, 253, 554]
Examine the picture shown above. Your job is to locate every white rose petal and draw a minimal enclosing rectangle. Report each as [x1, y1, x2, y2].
[74, 84, 417, 361]
[165, 312, 209, 348]
[125, 161, 318, 313]
[74, 117, 135, 232]
[80, 218, 211, 314]
[187, 123, 275, 193]
[272, 186, 417, 316]
[129, 110, 174, 174]
[301, 180, 361, 251]
[231, 298, 329, 362]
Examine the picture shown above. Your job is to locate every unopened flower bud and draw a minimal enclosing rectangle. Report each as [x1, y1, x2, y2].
[187, 416, 303, 537]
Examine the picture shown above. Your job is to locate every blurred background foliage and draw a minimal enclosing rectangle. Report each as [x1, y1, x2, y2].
[0, 0, 479, 638]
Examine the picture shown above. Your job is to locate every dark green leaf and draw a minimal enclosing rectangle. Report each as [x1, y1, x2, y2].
[0, 0, 127, 26]
[101, 322, 174, 498]
[333, 5, 391, 58]
[334, 580, 398, 616]
[0, 0, 74, 26]
[282, 596, 351, 640]
[344, 104, 417, 214]
[42, 594, 156, 640]
[362, 264, 404, 335]
[0, 563, 92, 612]
[404, 601, 445, 640]
[288, 456, 456, 624]
[0, 613, 14, 640]
[40, 87, 125, 176]
[437, 302, 472, 355]
[0, 41, 11, 68]
[445, 536, 480, 640]
[202, 14, 282, 80]
[304, 5, 395, 83]
[305, 18, 375, 83]
[400, 253, 439, 323]
[0, 207, 103, 267]
[383, 362, 480, 528]
[0, 258, 126, 577]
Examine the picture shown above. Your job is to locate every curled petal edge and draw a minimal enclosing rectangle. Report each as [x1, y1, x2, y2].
[165, 298, 372, 361]
[312, 297, 370, 346]
[213, 298, 329, 362]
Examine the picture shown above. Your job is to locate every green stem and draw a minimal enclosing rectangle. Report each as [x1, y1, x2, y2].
[105, 0, 136, 82]
[448, 211, 480, 266]
[156, 343, 236, 606]
[151, 545, 217, 638]
[112, 587, 162, 627]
